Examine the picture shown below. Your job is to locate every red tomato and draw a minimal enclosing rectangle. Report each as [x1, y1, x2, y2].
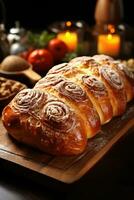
[48, 38, 68, 63]
[19, 48, 34, 60]
[28, 49, 53, 74]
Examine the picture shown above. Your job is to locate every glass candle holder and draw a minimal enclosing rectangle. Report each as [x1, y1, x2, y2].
[118, 24, 134, 59]
[57, 24, 78, 52]
[48, 20, 91, 54]
[93, 23, 122, 58]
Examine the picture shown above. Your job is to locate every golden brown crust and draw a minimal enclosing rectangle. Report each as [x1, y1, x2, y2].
[2, 55, 134, 156]
[81, 74, 113, 124]
[47, 58, 113, 124]
[2, 89, 87, 155]
[92, 57, 134, 102]
[99, 66, 127, 116]
[35, 75, 101, 138]
[93, 54, 114, 64]
[47, 63, 68, 75]
[77, 60, 127, 117]
[116, 62, 134, 97]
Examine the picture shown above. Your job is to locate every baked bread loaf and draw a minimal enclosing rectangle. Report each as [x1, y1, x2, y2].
[2, 55, 134, 156]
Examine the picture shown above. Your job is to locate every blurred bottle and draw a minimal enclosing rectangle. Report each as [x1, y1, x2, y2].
[0, 23, 9, 61]
[0, 0, 9, 61]
[95, 0, 124, 26]
[8, 21, 26, 45]
[94, 0, 124, 36]
[8, 21, 28, 55]
[94, 0, 134, 59]
[92, 0, 125, 58]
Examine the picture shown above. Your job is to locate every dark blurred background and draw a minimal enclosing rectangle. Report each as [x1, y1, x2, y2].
[1, 0, 134, 31]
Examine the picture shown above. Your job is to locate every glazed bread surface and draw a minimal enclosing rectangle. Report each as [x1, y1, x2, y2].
[2, 54, 134, 156]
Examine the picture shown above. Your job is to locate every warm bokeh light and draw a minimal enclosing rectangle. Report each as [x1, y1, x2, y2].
[57, 31, 78, 51]
[108, 24, 115, 34]
[98, 33, 121, 57]
[66, 21, 72, 27]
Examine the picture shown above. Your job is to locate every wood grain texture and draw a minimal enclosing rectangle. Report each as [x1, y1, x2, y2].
[0, 102, 134, 184]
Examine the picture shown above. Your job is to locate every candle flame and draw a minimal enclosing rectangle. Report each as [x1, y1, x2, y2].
[108, 24, 115, 34]
[66, 21, 72, 27]
[57, 31, 78, 52]
[98, 34, 121, 57]
[65, 31, 71, 38]
[107, 34, 112, 40]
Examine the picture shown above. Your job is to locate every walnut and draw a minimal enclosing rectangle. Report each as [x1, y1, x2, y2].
[0, 77, 26, 109]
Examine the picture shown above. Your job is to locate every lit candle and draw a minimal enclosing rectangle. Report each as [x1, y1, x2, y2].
[97, 34, 121, 57]
[57, 31, 78, 52]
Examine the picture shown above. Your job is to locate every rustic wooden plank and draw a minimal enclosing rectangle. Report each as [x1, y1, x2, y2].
[0, 102, 134, 184]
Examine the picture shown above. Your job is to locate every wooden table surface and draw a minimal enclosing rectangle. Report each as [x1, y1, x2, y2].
[0, 129, 134, 200]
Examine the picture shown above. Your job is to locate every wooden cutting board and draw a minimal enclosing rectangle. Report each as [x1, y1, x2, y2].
[0, 102, 134, 184]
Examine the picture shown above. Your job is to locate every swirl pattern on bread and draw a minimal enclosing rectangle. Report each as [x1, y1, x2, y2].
[2, 54, 134, 156]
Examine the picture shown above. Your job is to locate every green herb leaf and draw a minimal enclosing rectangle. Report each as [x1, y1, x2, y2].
[27, 31, 56, 48]
[62, 52, 78, 62]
